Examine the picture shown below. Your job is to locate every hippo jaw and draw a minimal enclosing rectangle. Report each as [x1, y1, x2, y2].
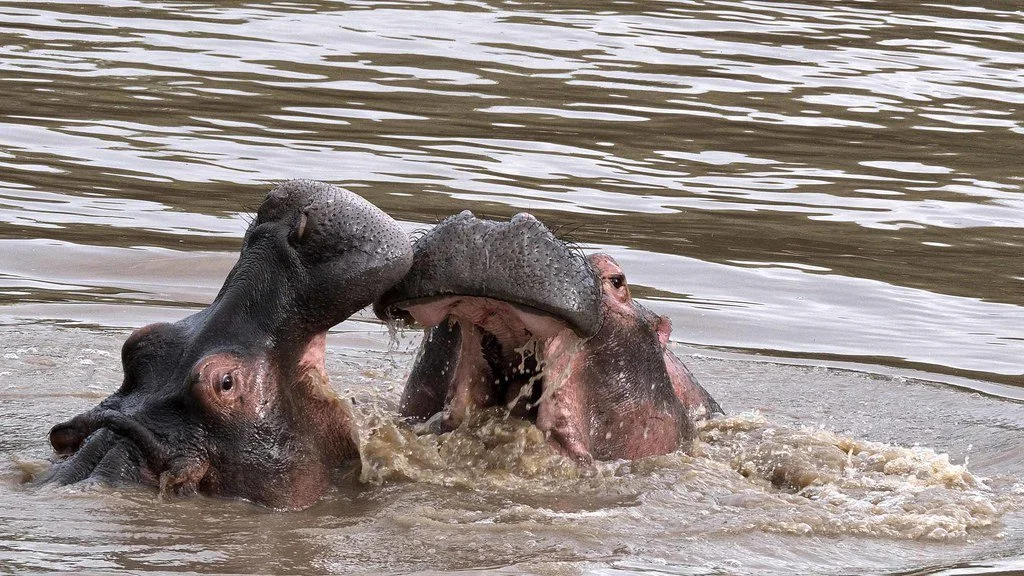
[376, 213, 721, 463]
[42, 180, 413, 509]
[373, 210, 601, 423]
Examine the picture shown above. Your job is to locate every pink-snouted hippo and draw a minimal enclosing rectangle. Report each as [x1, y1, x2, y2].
[374, 211, 721, 464]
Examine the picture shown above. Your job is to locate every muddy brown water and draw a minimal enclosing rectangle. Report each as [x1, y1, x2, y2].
[1, 1, 1023, 574]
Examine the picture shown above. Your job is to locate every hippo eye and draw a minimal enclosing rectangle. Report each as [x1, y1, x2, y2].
[609, 275, 626, 290]
[220, 373, 233, 392]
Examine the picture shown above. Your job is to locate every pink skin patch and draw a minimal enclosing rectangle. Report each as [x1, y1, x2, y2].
[537, 324, 687, 462]
[662, 340, 711, 418]
[296, 332, 330, 384]
[534, 327, 592, 462]
[592, 253, 713, 417]
[445, 322, 499, 428]
[404, 296, 569, 342]
[535, 254, 689, 462]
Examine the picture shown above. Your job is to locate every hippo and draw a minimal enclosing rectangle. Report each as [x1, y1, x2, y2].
[374, 211, 722, 463]
[40, 180, 413, 509]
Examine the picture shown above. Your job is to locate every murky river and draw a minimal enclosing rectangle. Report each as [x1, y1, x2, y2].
[1, 0, 1022, 573]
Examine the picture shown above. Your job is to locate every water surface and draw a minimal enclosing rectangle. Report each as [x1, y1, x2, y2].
[1, 0, 1023, 574]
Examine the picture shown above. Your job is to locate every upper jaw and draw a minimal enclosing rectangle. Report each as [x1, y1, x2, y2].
[373, 212, 602, 338]
[394, 295, 575, 345]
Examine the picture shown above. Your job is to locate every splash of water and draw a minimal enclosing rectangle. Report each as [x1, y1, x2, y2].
[355, 409, 1015, 540]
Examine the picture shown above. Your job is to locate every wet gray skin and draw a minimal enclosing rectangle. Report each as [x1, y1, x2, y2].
[374, 212, 722, 463]
[375, 211, 603, 336]
[40, 180, 413, 510]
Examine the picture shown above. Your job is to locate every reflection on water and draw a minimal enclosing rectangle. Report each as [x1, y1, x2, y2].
[1, 0, 1022, 383]
[1, 0, 1023, 573]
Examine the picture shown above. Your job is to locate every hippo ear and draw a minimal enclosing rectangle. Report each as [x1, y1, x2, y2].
[654, 314, 673, 347]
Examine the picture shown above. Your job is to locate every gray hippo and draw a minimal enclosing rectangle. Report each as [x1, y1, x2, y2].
[374, 211, 722, 463]
[41, 180, 413, 509]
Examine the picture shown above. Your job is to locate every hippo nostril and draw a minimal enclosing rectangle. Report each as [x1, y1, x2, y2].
[50, 422, 85, 455]
[220, 373, 233, 392]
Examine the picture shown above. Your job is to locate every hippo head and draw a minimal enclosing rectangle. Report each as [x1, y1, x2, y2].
[374, 212, 721, 463]
[42, 180, 413, 509]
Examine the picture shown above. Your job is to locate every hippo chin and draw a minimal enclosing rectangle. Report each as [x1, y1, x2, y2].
[374, 211, 722, 463]
[40, 180, 413, 510]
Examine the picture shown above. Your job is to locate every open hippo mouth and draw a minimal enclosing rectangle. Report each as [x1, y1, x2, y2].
[375, 211, 721, 463]
[40, 180, 413, 509]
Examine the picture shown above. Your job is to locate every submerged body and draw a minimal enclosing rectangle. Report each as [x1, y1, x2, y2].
[40, 180, 413, 509]
[375, 211, 722, 462]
